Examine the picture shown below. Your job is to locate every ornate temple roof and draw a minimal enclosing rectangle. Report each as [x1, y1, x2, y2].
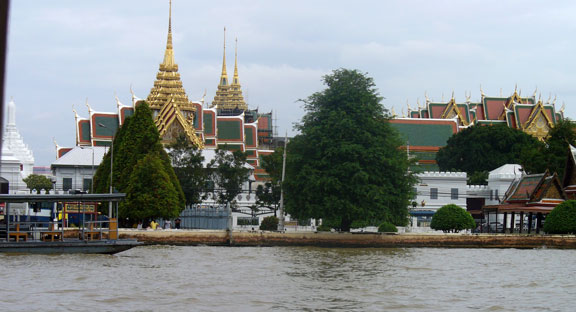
[146, 1, 192, 111]
[2, 98, 34, 178]
[211, 30, 247, 111]
[145, 0, 203, 148]
[399, 88, 564, 141]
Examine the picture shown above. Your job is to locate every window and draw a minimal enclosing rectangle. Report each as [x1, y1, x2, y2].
[489, 190, 493, 201]
[430, 188, 438, 200]
[412, 187, 417, 199]
[451, 188, 459, 200]
[83, 178, 92, 192]
[63, 178, 72, 191]
[495, 189, 499, 201]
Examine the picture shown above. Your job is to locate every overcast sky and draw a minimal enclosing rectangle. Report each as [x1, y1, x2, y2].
[5, 0, 576, 166]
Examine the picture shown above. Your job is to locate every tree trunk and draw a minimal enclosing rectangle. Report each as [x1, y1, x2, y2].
[340, 218, 352, 232]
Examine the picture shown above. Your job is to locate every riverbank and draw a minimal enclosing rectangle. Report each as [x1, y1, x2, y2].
[118, 229, 576, 249]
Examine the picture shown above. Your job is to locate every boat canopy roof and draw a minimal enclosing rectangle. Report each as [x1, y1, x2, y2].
[0, 193, 126, 203]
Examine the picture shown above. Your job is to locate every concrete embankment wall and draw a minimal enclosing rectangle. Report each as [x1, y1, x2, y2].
[118, 230, 576, 249]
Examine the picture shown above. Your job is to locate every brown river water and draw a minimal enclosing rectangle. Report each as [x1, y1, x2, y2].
[0, 246, 574, 312]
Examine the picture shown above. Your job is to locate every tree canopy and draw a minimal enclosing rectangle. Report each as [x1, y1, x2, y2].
[124, 153, 182, 220]
[168, 134, 206, 206]
[93, 102, 184, 222]
[430, 204, 476, 233]
[437, 120, 576, 183]
[541, 119, 576, 180]
[284, 69, 416, 231]
[543, 200, 576, 234]
[208, 149, 251, 207]
[436, 124, 546, 183]
[23, 174, 53, 192]
[255, 146, 283, 214]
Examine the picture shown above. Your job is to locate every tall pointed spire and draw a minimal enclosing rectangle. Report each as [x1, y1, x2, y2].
[2, 98, 35, 178]
[220, 27, 228, 86]
[146, 0, 203, 148]
[233, 37, 239, 84]
[229, 37, 247, 110]
[161, 0, 175, 69]
[212, 27, 233, 109]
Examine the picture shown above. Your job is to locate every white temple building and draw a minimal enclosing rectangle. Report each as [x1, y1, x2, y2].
[2, 98, 34, 178]
[409, 164, 523, 230]
[0, 145, 26, 192]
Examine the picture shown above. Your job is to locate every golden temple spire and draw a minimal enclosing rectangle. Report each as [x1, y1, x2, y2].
[220, 27, 228, 86]
[146, 0, 203, 148]
[212, 30, 247, 111]
[233, 38, 239, 84]
[161, 0, 175, 69]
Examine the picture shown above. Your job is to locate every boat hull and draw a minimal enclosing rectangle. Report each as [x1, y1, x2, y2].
[0, 239, 142, 255]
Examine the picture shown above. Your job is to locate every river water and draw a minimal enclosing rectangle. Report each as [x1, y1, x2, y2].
[0, 246, 574, 312]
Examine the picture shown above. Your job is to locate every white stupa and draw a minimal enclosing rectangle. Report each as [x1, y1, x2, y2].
[2, 98, 34, 178]
[0, 145, 27, 192]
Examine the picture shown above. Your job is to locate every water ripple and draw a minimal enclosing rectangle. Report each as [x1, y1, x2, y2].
[0, 246, 575, 311]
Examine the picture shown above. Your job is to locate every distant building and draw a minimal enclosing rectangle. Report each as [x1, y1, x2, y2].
[32, 166, 52, 177]
[391, 89, 565, 170]
[1, 98, 34, 193]
[409, 164, 523, 230]
[51, 146, 106, 192]
[54, 2, 275, 182]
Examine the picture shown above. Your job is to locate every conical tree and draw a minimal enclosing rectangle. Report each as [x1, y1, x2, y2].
[93, 116, 132, 194]
[93, 102, 185, 221]
[124, 153, 182, 221]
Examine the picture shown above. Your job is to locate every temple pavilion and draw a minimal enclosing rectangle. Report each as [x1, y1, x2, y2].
[479, 145, 576, 234]
[391, 89, 565, 171]
[55, 1, 275, 181]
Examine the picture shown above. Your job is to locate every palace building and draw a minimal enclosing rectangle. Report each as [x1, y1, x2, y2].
[390, 88, 565, 171]
[55, 1, 275, 181]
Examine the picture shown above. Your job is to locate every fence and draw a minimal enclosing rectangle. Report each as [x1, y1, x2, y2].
[179, 206, 230, 230]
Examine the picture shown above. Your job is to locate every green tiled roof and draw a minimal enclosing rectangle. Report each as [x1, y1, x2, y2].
[93, 116, 119, 137]
[410, 163, 439, 172]
[390, 122, 455, 147]
[217, 119, 242, 140]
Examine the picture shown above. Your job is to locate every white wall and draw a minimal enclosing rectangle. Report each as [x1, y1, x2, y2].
[413, 171, 468, 211]
[52, 166, 97, 192]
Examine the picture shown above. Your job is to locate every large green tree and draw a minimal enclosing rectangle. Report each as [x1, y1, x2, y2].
[284, 69, 416, 231]
[23, 174, 53, 192]
[124, 154, 182, 221]
[255, 147, 283, 215]
[93, 102, 184, 221]
[168, 134, 206, 206]
[436, 124, 546, 183]
[542, 119, 576, 180]
[208, 149, 251, 207]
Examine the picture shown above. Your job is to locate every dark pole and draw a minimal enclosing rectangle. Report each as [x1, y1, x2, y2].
[98, 123, 114, 218]
[510, 212, 515, 233]
[0, 0, 9, 151]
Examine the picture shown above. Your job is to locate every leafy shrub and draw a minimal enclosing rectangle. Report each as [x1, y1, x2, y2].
[259, 216, 279, 231]
[543, 200, 576, 234]
[317, 224, 332, 232]
[351, 220, 369, 229]
[430, 204, 476, 233]
[378, 222, 398, 233]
